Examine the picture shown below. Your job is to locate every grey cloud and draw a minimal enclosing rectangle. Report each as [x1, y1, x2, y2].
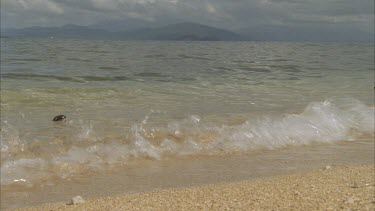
[1, 0, 373, 35]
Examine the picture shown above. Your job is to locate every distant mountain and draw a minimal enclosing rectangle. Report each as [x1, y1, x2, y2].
[123, 22, 245, 41]
[2, 24, 114, 39]
[1, 22, 245, 41]
[2, 22, 372, 42]
[238, 25, 374, 43]
[88, 19, 157, 32]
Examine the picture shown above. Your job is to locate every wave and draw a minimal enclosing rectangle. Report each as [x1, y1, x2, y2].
[1, 98, 374, 186]
[1, 73, 130, 82]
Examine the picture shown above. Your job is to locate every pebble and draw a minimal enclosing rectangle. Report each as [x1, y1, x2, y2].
[351, 182, 359, 188]
[53, 114, 66, 122]
[344, 197, 359, 204]
[324, 165, 332, 170]
[69, 196, 85, 205]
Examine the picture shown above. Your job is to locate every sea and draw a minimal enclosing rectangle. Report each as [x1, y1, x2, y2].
[1, 38, 374, 209]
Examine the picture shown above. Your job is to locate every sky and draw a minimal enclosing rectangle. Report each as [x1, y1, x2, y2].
[1, 0, 374, 33]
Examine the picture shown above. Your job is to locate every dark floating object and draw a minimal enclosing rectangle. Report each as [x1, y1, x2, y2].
[53, 115, 66, 122]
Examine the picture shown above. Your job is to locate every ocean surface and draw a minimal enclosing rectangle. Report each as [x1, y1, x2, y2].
[1, 38, 374, 208]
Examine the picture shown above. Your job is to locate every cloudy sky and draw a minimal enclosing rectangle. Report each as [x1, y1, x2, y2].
[1, 0, 374, 33]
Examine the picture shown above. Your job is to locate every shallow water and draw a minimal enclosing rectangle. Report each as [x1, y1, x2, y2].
[0, 38, 374, 208]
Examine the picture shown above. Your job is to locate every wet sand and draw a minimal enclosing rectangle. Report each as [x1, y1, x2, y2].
[16, 165, 375, 211]
[2, 139, 374, 210]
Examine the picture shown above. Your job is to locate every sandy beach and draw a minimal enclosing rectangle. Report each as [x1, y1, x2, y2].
[15, 165, 374, 211]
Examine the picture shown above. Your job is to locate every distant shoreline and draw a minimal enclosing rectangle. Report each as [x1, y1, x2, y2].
[16, 165, 375, 211]
[2, 22, 374, 42]
[1, 37, 374, 45]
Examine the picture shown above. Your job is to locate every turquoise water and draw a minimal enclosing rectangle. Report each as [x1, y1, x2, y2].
[1, 38, 374, 188]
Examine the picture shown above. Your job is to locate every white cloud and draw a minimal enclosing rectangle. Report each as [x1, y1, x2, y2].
[90, 0, 119, 11]
[127, 12, 155, 21]
[206, 3, 217, 14]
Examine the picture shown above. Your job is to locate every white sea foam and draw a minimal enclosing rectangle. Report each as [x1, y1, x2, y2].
[1, 98, 374, 186]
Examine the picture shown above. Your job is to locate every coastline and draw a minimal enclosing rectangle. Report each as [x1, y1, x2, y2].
[15, 165, 375, 211]
[2, 39, 374, 211]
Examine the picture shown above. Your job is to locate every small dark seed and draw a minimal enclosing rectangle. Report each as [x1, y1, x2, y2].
[53, 115, 66, 121]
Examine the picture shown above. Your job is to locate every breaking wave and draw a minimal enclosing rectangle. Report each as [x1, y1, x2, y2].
[1, 98, 374, 187]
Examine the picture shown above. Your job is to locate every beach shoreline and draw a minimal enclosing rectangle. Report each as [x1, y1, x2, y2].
[2, 139, 374, 210]
[14, 164, 375, 211]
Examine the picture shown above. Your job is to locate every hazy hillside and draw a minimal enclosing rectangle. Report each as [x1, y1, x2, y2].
[2, 22, 373, 42]
[239, 25, 374, 43]
[2, 22, 244, 41]
[88, 19, 157, 32]
[123, 22, 244, 41]
[2, 24, 114, 39]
